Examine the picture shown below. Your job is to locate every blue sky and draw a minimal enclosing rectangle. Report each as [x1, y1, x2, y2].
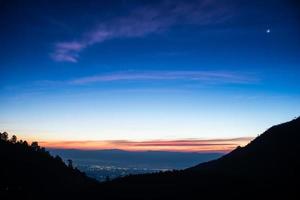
[0, 0, 299, 148]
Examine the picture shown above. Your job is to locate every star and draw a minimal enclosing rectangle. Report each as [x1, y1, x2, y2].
[266, 29, 271, 34]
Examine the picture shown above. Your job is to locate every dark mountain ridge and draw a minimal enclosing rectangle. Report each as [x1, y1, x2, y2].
[99, 117, 300, 199]
[190, 116, 300, 173]
[0, 137, 97, 200]
[1, 117, 299, 199]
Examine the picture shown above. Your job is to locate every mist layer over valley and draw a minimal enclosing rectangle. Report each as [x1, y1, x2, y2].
[49, 149, 222, 181]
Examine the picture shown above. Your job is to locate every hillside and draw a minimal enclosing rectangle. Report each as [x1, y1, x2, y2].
[0, 136, 97, 200]
[190, 116, 300, 173]
[1, 117, 299, 200]
[99, 117, 300, 199]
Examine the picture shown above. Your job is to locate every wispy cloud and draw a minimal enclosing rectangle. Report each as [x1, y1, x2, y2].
[68, 70, 257, 85]
[40, 137, 252, 153]
[2, 70, 258, 96]
[51, 0, 232, 62]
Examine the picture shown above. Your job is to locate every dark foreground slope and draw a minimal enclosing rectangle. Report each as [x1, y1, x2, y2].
[1, 117, 299, 200]
[99, 117, 300, 199]
[0, 138, 97, 200]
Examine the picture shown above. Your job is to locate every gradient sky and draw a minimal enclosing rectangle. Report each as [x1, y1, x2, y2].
[0, 0, 300, 152]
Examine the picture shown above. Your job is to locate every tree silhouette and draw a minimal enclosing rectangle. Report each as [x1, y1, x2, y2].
[23, 140, 28, 147]
[0, 132, 8, 141]
[31, 141, 40, 151]
[1, 117, 300, 200]
[67, 159, 73, 169]
[40, 147, 46, 153]
[55, 155, 63, 163]
[10, 135, 17, 144]
[0, 131, 97, 200]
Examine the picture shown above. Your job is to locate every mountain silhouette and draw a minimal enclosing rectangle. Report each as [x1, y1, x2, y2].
[190, 116, 300, 173]
[0, 136, 97, 200]
[1, 117, 299, 199]
[99, 117, 300, 199]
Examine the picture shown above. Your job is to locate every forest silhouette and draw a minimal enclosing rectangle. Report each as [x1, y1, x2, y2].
[1, 117, 299, 199]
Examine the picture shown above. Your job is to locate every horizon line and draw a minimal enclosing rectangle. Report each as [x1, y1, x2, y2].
[39, 137, 253, 153]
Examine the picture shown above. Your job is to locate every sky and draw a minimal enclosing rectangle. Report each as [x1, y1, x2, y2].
[0, 0, 300, 152]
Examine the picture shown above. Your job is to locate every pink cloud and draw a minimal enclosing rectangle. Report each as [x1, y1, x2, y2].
[40, 137, 252, 153]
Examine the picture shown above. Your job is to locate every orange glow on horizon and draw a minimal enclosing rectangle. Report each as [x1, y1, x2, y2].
[39, 137, 253, 153]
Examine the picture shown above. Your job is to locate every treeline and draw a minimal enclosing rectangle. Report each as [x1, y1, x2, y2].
[0, 132, 98, 200]
[1, 116, 299, 200]
[1, 132, 47, 154]
[0, 132, 69, 166]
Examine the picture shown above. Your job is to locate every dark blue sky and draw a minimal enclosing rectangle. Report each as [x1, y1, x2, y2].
[0, 0, 299, 144]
